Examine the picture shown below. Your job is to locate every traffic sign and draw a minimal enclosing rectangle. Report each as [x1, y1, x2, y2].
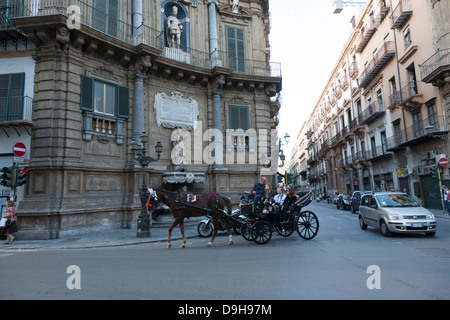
[13, 142, 26, 157]
[439, 157, 448, 168]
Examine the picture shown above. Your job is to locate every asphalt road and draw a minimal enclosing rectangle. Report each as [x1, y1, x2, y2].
[1, 201, 449, 301]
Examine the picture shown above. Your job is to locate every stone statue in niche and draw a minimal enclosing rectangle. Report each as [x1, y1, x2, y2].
[166, 5, 183, 49]
[230, 0, 239, 13]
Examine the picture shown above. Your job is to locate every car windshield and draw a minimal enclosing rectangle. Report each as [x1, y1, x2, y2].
[375, 194, 420, 208]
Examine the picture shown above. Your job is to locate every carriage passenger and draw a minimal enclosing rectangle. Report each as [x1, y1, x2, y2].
[280, 188, 297, 220]
[273, 188, 286, 214]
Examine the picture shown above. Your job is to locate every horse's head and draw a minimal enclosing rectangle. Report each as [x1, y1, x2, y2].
[146, 188, 159, 208]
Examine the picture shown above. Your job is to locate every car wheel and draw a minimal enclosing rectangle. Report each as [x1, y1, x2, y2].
[359, 215, 367, 230]
[426, 232, 436, 237]
[380, 220, 392, 237]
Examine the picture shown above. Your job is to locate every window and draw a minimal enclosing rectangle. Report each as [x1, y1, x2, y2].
[427, 101, 439, 131]
[226, 26, 246, 73]
[389, 76, 397, 105]
[403, 26, 411, 48]
[93, 0, 119, 38]
[377, 89, 383, 111]
[407, 63, 418, 95]
[81, 75, 129, 118]
[381, 131, 387, 153]
[393, 120, 402, 145]
[412, 110, 424, 138]
[80, 75, 129, 144]
[0, 73, 25, 121]
[229, 105, 249, 130]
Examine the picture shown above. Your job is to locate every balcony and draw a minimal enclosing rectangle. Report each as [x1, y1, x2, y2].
[355, 16, 379, 54]
[398, 116, 449, 148]
[386, 136, 405, 152]
[8, 0, 281, 79]
[396, 81, 423, 111]
[358, 101, 385, 125]
[391, 0, 412, 30]
[368, 145, 392, 162]
[358, 41, 395, 88]
[0, 96, 33, 122]
[420, 48, 450, 86]
[0, 2, 25, 40]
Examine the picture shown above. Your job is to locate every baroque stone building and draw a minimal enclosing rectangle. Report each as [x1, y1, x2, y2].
[0, 0, 282, 239]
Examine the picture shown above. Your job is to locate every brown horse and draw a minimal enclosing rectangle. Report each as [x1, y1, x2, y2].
[147, 189, 233, 248]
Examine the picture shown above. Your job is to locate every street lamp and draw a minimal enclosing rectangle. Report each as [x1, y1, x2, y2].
[278, 132, 290, 167]
[130, 132, 163, 238]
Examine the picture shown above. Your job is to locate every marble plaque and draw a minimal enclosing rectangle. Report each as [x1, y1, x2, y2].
[154, 91, 199, 131]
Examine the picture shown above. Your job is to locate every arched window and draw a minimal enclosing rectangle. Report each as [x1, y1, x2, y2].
[161, 1, 190, 51]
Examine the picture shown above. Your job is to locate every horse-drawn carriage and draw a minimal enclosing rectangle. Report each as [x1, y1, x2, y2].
[147, 189, 319, 248]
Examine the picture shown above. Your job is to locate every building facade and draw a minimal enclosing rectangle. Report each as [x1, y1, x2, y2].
[289, 0, 449, 209]
[0, 0, 282, 239]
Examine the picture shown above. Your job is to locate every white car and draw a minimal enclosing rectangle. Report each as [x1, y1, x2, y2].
[358, 192, 437, 237]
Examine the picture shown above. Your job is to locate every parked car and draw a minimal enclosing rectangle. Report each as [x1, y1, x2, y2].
[336, 194, 351, 210]
[358, 192, 437, 237]
[350, 190, 372, 213]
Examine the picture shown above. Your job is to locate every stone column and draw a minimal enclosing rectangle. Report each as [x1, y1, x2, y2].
[208, 0, 221, 68]
[133, 0, 143, 45]
[133, 74, 146, 142]
[212, 90, 225, 168]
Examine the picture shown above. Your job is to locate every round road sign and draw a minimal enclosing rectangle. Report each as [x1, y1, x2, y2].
[13, 142, 27, 157]
[439, 157, 448, 168]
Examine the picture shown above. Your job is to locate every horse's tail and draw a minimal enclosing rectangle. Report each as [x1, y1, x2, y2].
[223, 196, 232, 215]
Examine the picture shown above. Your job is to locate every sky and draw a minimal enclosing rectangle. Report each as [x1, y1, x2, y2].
[268, 1, 362, 155]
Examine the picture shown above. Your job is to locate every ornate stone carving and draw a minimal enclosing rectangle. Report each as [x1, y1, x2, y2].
[135, 55, 152, 76]
[154, 91, 199, 130]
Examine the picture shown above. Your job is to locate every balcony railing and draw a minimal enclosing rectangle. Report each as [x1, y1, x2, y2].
[358, 41, 395, 88]
[358, 101, 385, 125]
[0, 96, 33, 122]
[398, 116, 448, 148]
[7, 0, 281, 78]
[369, 144, 392, 161]
[420, 48, 450, 83]
[391, 0, 412, 30]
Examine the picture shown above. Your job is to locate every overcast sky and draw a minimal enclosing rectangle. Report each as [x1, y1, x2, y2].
[269, 1, 362, 154]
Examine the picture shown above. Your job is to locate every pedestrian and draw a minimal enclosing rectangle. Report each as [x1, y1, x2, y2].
[1, 200, 17, 245]
[445, 186, 450, 216]
[280, 188, 297, 221]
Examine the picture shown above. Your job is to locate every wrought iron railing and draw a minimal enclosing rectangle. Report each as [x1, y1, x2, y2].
[6, 0, 281, 78]
[420, 48, 450, 80]
[0, 96, 33, 122]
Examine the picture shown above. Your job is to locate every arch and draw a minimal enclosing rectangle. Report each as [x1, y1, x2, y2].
[161, 0, 190, 51]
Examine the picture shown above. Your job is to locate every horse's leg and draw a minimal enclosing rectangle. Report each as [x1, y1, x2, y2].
[218, 215, 233, 245]
[167, 218, 180, 249]
[207, 216, 219, 247]
[179, 219, 186, 248]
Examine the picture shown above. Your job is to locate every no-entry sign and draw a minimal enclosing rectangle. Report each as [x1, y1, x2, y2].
[439, 157, 448, 168]
[13, 142, 27, 157]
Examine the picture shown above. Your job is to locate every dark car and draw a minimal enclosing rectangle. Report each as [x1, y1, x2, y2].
[336, 194, 351, 210]
[350, 190, 372, 213]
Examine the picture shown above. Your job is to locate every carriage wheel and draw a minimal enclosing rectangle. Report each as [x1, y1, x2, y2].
[251, 220, 272, 244]
[241, 222, 253, 241]
[275, 224, 294, 237]
[296, 210, 319, 240]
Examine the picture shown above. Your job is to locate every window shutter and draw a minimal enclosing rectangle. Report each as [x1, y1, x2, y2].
[0, 74, 9, 98]
[116, 85, 130, 118]
[80, 75, 94, 111]
[229, 106, 249, 130]
[236, 28, 245, 73]
[239, 106, 249, 130]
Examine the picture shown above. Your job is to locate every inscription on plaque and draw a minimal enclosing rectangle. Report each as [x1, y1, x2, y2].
[154, 91, 199, 131]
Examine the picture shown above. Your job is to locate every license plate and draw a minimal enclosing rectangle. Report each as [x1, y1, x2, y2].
[411, 223, 424, 228]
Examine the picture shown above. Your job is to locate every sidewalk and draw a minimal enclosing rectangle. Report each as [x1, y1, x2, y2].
[0, 217, 204, 251]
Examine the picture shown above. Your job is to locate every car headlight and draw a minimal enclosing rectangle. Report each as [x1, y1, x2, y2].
[388, 214, 403, 221]
[426, 213, 435, 220]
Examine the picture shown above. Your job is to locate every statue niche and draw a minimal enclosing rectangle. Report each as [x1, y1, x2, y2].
[162, 3, 189, 51]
